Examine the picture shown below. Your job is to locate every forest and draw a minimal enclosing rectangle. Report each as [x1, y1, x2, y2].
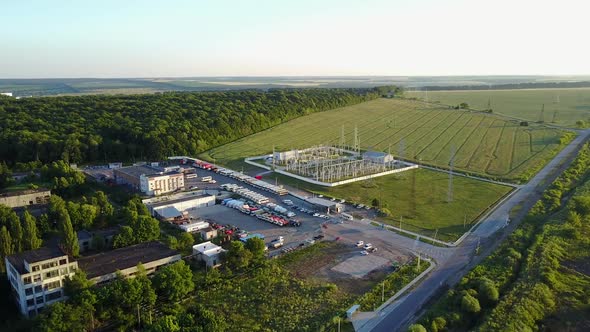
[0, 88, 380, 166]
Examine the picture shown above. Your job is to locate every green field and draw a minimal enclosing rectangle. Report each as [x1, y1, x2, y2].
[271, 169, 512, 242]
[407, 88, 590, 128]
[203, 98, 570, 182]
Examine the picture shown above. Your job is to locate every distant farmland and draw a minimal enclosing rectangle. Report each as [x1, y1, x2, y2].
[406, 88, 590, 128]
[203, 98, 570, 182]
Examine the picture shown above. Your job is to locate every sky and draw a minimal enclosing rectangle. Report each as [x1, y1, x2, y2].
[1, 0, 589, 78]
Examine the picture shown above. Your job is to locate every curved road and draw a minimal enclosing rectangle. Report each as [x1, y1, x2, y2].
[365, 129, 590, 332]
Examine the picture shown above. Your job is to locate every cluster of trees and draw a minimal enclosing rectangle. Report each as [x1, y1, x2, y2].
[0, 207, 42, 271]
[414, 143, 590, 332]
[35, 261, 204, 331]
[225, 237, 266, 271]
[113, 198, 160, 248]
[531, 142, 590, 215]
[0, 89, 380, 165]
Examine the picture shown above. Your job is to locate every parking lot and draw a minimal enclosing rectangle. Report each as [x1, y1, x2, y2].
[188, 204, 324, 255]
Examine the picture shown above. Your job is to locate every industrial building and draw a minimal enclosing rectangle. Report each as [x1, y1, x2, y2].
[143, 191, 216, 219]
[5, 241, 180, 317]
[362, 151, 395, 164]
[178, 220, 210, 233]
[77, 227, 119, 253]
[306, 197, 344, 213]
[77, 241, 181, 284]
[193, 241, 225, 267]
[114, 165, 185, 196]
[4, 246, 78, 317]
[0, 188, 51, 209]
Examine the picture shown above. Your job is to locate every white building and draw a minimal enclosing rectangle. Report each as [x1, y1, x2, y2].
[4, 246, 78, 317]
[140, 171, 185, 196]
[273, 150, 298, 163]
[193, 241, 226, 267]
[143, 191, 216, 217]
[178, 221, 210, 233]
[362, 151, 395, 164]
[0, 92, 13, 97]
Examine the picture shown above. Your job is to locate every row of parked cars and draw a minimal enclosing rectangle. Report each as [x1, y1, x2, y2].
[284, 201, 332, 220]
[356, 240, 378, 255]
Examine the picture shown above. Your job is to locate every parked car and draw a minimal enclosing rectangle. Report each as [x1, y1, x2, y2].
[360, 251, 369, 256]
[368, 247, 378, 253]
[363, 243, 373, 250]
[356, 241, 364, 247]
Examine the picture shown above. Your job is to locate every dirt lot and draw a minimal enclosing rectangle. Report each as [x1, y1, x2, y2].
[283, 240, 410, 297]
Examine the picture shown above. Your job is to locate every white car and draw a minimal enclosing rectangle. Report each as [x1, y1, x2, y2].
[363, 243, 373, 250]
[360, 251, 369, 256]
[313, 213, 320, 217]
[356, 241, 364, 247]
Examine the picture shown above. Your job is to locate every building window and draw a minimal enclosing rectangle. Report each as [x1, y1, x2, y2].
[59, 259, 67, 265]
[31, 265, 40, 272]
[44, 270, 59, 279]
[27, 299, 35, 307]
[36, 296, 44, 304]
[33, 274, 41, 283]
[45, 291, 62, 302]
[25, 288, 33, 296]
[34, 285, 42, 293]
[60, 268, 68, 276]
[23, 276, 32, 284]
[41, 261, 58, 270]
[69, 266, 77, 273]
[43, 280, 60, 290]
[28, 310, 36, 317]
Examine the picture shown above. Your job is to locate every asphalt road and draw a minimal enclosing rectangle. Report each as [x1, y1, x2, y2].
[367, 129, 590, 332]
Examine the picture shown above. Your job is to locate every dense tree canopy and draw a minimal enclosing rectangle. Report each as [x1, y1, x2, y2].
[0, 89, 378, 165]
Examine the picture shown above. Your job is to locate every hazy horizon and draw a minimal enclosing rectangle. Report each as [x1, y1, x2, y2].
[2, 0, 589, 78]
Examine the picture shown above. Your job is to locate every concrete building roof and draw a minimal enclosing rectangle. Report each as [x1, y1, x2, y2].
[0, 188, 51, 198]
[114, 165, 161, 178]
[6, 246, 66, 274]
[77, 227, 120, 241]
[147, 193, 213, 209]
[306, 197, 341, 208]
[143, 170, 183, 179]
[193, 241, 225, 256]
[156, 206, 183, 219]
[77, 241, 179, 279]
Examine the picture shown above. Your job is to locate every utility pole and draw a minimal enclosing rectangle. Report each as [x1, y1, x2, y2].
[137, 304, 141, 328]
[399, 216, 402, 230]
[463, 213, 467, 228]
[382, 282, 385, 302]
[338, 317, 341, 332]
[447, 146, 455, 203]
[434, 228, 438, 241]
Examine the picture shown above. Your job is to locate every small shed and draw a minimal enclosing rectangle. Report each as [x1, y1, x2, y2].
[193, 241, 226, 267]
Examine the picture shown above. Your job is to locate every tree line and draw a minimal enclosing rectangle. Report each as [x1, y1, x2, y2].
[0, 89, 380, 166]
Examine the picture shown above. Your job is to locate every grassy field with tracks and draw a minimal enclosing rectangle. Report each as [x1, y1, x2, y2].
[271, 169, 512, 242]
[202, 98, 570, 182]
[406, 88, 590, 128]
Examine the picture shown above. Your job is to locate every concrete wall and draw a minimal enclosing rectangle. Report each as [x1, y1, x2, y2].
[0, 190, 51, 208]
[245, 156, 419, 187]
